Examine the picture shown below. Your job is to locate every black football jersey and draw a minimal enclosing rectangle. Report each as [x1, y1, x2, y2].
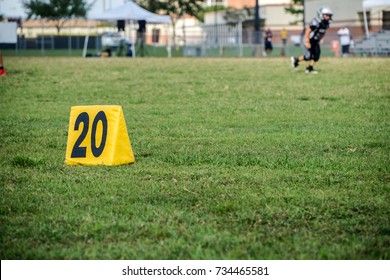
[308, 18, 330, 43]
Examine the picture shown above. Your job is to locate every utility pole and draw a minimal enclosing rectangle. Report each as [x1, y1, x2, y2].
[214, 1, 218, 45]
[254, 0, 261, 56]
[255, 0, 260, 44]
[301, 0, 306, 46]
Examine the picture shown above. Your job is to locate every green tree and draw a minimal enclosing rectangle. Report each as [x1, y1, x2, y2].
[285, 0, 305, 42]
[223, 6, 252, 25]
[136, 0, 204, 21]
[23, 0, 93, 34]
[134, 0, 163, 14]
[199, 4, 226, 23]
[135, 0, 204, 47]
[285, 0, 304, 25]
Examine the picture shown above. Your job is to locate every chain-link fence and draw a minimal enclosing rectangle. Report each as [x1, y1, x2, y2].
[2, 21, 388, 57]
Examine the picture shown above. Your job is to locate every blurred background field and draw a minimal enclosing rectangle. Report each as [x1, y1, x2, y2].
[1, 44, 335, 58]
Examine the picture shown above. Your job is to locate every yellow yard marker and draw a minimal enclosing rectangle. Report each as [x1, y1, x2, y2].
[65, 105, 135, 166]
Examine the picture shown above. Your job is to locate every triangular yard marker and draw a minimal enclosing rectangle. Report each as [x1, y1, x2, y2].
[65, 105, 135, 166]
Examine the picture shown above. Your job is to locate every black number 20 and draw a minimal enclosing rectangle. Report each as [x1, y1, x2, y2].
[71, 111, 108, 158]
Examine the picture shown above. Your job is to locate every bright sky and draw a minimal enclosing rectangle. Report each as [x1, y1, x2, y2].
[0, 0, 288, 18]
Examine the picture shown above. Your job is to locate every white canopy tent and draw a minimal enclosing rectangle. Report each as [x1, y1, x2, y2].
[83, 0, 171, 57]
[362, 0, 390, 38]
[90, 0, 170, 23]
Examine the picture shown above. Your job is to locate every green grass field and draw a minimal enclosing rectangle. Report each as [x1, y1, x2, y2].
[0, 56, 389, 260]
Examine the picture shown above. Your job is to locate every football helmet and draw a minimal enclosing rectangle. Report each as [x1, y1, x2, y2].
[317, 6, 333, 22]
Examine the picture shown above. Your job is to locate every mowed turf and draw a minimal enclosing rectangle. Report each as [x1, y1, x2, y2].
[0, 57, 389, 259]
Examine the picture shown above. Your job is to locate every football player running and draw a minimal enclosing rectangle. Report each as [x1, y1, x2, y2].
[291, 6, 333, 74]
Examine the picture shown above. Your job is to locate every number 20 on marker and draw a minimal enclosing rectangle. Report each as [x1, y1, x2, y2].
[65, 105, 135, 166]
[71, 111, 108, 158]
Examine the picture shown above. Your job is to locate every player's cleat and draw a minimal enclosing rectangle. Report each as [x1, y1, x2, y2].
[291, 56, 299, 68]
[305, 67, 318, 74]
[0, 69, 6, 76]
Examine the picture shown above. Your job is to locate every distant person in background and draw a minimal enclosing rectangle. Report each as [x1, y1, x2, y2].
[291, 6, 333, 74]
[337, 27, 351, 57]
[126, 43, 133, 57]
[86, 47, 112, 58]
[0, 49, 7, 76]
[280, 28, 288, 56]
[100, 47, 112, 57]
[264, 29, 273, 56]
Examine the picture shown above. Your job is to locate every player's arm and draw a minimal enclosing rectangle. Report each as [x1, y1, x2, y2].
[304, 27, 312, 49]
